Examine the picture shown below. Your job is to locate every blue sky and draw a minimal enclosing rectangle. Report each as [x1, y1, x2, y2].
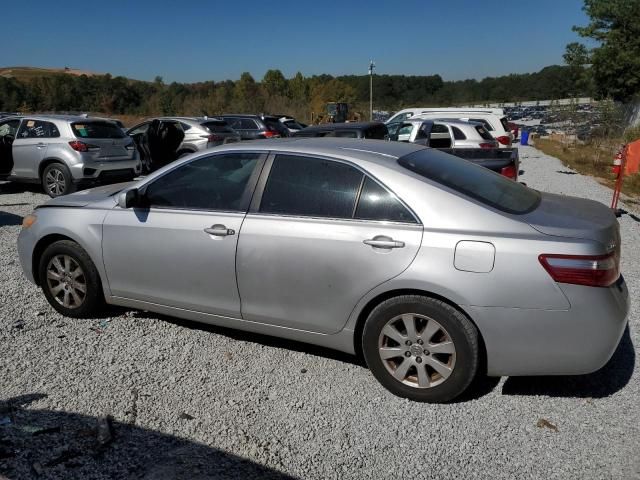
[3, 0, 588, 83]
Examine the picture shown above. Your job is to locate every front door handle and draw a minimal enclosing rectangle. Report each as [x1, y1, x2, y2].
[36, 143, 46, 148]
[204, 224, 235, 237]
[364, 236, 405, 249]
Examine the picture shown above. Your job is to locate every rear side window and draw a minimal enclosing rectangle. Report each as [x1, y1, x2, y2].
[452, 126, 466, 140]
[18, 120, 60, 138]
[202, 121, 234, 133]
[398, 149, 540, 214]
[500, 117, 510, 132]
[260, 154, 363, 219]
[469, 118, 493, 131]
[475, 126, 494, 140]
[72, 122, 124, 139]
[355, 177, 416, 223]
[238, 119, 258, 130]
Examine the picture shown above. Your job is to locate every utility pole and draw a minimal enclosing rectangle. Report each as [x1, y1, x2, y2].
[369, 60, 375, 121]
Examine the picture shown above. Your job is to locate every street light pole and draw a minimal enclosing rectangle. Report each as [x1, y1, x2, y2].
[369, 60, 375, 121]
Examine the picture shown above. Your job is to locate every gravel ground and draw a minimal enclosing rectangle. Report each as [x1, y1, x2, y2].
[0, 145, 638, 480]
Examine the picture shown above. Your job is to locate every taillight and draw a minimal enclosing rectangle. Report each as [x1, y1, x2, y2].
[500, 165, 517, 180]
[206, 134, 223, 142]
[538, 252, 620, 287]
[68, 140, 98, 152]
[479, 142, 495, 149]
[263, 130, 280, 138]
[496, 136, 511, 146]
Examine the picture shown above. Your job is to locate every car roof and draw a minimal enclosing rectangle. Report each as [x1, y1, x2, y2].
[1, 114, 118, 123]
[212, 137, 423, 165]
[299, 122, 385, 132]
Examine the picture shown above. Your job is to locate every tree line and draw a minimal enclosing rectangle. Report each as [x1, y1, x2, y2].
[0, 65, 589, 123]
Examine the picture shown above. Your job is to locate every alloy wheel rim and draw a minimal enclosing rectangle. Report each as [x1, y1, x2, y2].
[46, 255, 86, 309]
[378, 313, 456, 389]
[45, 169, 66, 195]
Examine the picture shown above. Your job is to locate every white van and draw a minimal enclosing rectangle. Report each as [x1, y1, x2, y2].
[410, 112, 513, 147]
[386, 107, 505, 125]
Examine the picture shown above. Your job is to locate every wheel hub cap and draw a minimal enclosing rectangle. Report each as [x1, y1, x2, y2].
[46, 254, 87, 309]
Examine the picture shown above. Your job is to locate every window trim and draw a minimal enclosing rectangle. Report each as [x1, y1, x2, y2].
[137, 150, 269, 214]
[249, 151, 421, 225]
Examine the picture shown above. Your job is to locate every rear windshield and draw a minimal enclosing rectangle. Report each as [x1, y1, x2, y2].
[283, 120, 304, 130]
[202, 121, 234, 133]
[475, 125, 494, 140]
[398, 149, 540, 214]
[72, 122, 125, 139]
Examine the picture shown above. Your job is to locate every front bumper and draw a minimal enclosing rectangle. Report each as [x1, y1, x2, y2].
[468, 276, 629, 376]
[17, 226, 37, 284]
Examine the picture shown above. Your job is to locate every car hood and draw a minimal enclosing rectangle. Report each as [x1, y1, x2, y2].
[522, 191, 619, 248]
[37, 182, 133, 209]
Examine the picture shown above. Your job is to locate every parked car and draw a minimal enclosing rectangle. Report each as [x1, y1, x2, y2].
[17, 138, 628, 403]
[294, 122, 389, 139]
[0, 115, 141, 197]
[278, 116, 307, 135]
[219, 114, 288, 139]
[387, 119, 518, 179]
[386, 108, 505, 125]
[127, 117, 240, 172]
[387, 119, 498, 148]
[412, 112, 514, 147]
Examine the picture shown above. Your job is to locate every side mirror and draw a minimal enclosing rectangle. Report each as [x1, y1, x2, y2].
[117, 188, 139, 209]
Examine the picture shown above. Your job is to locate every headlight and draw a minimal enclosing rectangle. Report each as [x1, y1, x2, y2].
[22, 214, 37, 229]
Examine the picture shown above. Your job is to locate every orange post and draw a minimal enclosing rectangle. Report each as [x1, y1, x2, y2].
[611, 144, 628, 210]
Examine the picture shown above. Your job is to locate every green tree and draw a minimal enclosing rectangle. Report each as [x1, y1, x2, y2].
[568, 0, 640, 101]
[262, 69, 287, 97]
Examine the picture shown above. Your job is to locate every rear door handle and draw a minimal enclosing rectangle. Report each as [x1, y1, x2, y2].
[364, 236, 405, 249]
[204, 224, 235, 237]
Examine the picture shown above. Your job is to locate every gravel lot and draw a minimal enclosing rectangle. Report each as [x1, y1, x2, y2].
[0, 145, 638, 480]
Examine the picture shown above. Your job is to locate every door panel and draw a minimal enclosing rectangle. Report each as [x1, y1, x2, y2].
[12, 138, 47, 178]
[103, 209, 244, 317]
[236, 215, 422, 334]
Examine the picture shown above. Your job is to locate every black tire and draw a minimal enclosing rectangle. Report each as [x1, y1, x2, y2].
[362, 295, 479, 403]
[42, 163, 76, 198]
[38, 240, 104, 318]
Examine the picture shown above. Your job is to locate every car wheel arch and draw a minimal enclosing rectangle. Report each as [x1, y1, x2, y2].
[38, 158, 67, 180]
[31, 233, 105, 291]
[352, 288, 487, 373]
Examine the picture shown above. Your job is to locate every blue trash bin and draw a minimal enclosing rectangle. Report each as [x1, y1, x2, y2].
[521, 130, 529, 146]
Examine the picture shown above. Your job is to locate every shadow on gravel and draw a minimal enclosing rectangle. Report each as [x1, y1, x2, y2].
[501, 326, 635, 398]
[0, 182, 43, 195]
[0, 394, 297, 479]
[556, 170, 578, 175]
[0, 211, 23, 227]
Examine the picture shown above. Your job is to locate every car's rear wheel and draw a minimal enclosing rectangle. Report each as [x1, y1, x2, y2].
[362, 295, 479, 403]
[39, 240, 103, 318]
[42, 163, 75, 197]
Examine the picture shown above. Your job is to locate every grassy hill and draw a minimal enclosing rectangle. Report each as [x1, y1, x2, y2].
[0, 66, 101, 80]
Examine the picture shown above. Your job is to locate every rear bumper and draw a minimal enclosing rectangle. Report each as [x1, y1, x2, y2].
[69, 159, 141, 183]
[468, 276, 629, 376]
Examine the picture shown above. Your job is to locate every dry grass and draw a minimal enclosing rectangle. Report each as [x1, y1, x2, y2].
[534, 138, 640, 198]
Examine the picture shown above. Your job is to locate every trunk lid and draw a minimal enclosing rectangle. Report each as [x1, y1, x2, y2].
[523, 192, 619, 249]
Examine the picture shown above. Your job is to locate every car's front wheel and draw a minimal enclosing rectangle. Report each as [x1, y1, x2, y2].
[39, 240, 103, 318]
[42, 163, 75, 197]
[362, 295, 479, 403]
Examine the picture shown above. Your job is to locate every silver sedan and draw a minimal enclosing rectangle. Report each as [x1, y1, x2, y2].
[17, 138, 629, 402]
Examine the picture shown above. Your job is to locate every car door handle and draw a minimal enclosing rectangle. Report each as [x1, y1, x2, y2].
[36, 143, 46, 148]
[363, 236, 405, 249]
[204, 224, 235, 237]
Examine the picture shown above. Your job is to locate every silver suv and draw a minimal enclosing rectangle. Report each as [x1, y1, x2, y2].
[0, 115, 141, 197]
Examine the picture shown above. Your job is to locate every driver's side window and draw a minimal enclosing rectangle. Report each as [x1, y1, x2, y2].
[0, 120, 20, 137]
[128, 123, 150, 136]
[143, 152, 262, 211]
